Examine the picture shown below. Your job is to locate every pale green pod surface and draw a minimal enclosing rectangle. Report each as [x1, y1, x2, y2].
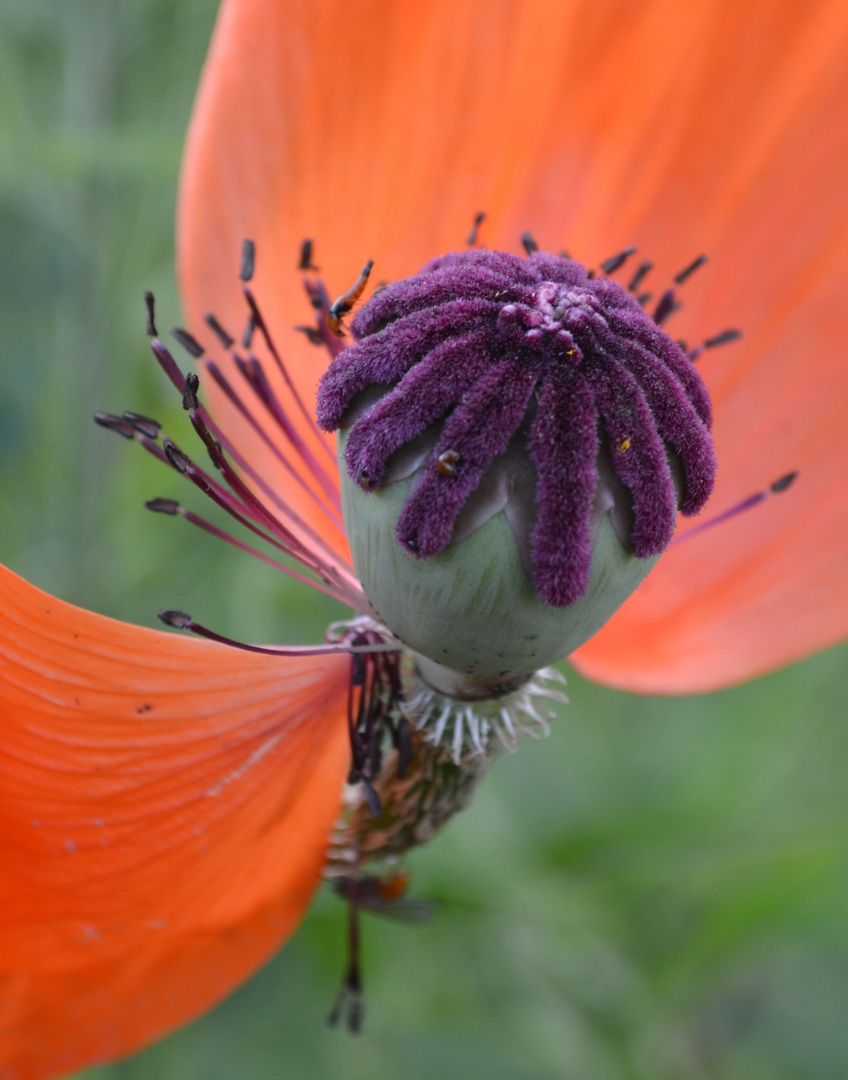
[338, 429, 659, 685]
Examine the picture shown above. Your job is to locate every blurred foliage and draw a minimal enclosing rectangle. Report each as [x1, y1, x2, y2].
[0, 3, 846, 1079]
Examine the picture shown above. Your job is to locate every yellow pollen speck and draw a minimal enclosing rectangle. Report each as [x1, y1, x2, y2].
[618, 438, 631, 453]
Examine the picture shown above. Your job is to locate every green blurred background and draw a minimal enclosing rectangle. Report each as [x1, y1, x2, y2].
[1, 3, 847, 1077]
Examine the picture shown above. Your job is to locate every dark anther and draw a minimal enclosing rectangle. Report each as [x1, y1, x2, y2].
[158, 609, 193, 629]
[204, 312, 234, 349]
[298, 238, 318, 271]
[520, 231, 538, 256]
[171, 328, 205, 359]
[359, 776, 383, 818]
[405, 537, 418, 551]
[674, 253, 708, 285]
[240, 238, 256, 282]
[145, 497, 180, 515]
[635, 291, 653, 306]
[628, 261, 653, 293]
[585, 269, 595, 280]
[653, 289, 680, 326]
[93, 412, 135, 440]
[241, 312, 256, 349]
[328, 887, 364, 1034]
[182, 372, 200, 411]
[467, 211, 486, 246]
[359, 469, 373, 487]
[351, 652, 366, 687]
[121, 411, 161, 439]
[771, 471, 799, 494]
[600, 246, 637, 275]
[144, 290, 158, 337]
[294, 324, 323, 346]
[163, 442, 192, 474]
[394, 716, 414, 780]
[437, 449, 461, 477]
[704, 328, 742, 348]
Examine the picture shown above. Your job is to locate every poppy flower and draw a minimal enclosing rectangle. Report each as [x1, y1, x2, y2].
[3, 0, 848, 1076]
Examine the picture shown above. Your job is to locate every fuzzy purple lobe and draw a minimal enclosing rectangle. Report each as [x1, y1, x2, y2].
[317, 249, 715, 607]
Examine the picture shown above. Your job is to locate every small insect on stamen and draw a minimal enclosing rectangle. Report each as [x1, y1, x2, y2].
[437, 449, 461, 477]
[328, 260, 375, 338]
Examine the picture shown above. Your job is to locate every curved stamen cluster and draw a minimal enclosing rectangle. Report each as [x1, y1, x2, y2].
[318, 249, 716, 606]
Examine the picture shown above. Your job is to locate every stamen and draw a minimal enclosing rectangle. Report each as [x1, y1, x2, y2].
[144, 290, 158, 336]
[599, 246, 636, 275]
[162, 441, 192, 474]
[157, 610, 400, 657]
[628, 261, 653, 293]
[171, 327, 205, 359]
[121, 411, 161, 439]
[653, 288, 680, 326]
[145, 497, 180, 515]
[298, 238, 318, 272]
[672, 471, 799, 546]
[182, 372, 200, 411]
[243, 285, 340, 460]
[674, 253, 708, 285]
[520, 231, 538, 255]
[327, 889, 364, 1033]
[240, 238, 255, 282]
[704, 328, 742, 348]
[466, 211, 486, 246]
[93, 412, 135, 440]
[241, 312, 256, 349]
[204, 312, 234, 349]
[204, 360, 344, 526]
[294, 324, 324, 346]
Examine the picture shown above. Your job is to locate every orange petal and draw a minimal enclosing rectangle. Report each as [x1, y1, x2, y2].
[0, 563, 349, 1078]
[178, 0, 848, 690]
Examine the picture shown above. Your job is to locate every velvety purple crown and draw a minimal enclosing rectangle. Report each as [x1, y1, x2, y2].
[317, 248, 715, 606]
